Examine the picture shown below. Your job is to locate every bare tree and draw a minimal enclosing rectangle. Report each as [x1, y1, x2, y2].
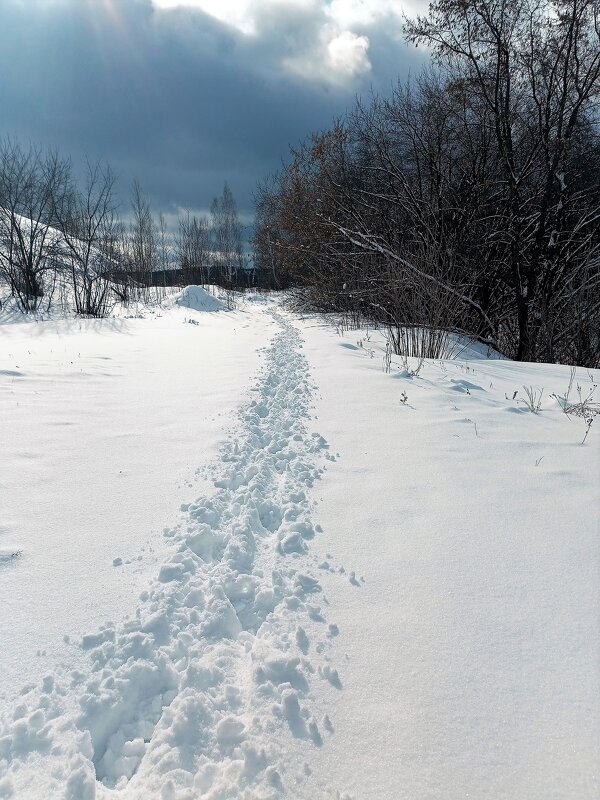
[155, 213, 174, 299]
[128, 178, 157, 300]
[254, 0, 600, 366]
[0, 138, 70, 311]
[53, 159, 118, 316]
[406, 0, 600, 361]
[176, 211, 211, 285]
[211, 182, 243, 285]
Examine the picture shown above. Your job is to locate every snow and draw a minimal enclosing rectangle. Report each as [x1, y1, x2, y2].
[0, 295, 275, 701]
[0, 294, 598, 799]
[294, 321, 599, 799]
[163, 285, 225, 313]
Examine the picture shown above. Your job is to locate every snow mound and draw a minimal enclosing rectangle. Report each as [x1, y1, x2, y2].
[164, 285, 225, 313]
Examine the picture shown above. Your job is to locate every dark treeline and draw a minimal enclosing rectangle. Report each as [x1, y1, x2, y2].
[253, 0, 600, 365]
[0, 141, 265, 316]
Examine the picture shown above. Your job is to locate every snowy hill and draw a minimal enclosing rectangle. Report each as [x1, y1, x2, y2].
[0, 295, 597, 799]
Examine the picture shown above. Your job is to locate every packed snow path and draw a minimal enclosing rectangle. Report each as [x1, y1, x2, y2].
[0, 312, 344, 799]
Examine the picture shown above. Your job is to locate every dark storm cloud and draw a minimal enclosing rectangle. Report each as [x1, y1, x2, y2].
[0, 0, 424, 220]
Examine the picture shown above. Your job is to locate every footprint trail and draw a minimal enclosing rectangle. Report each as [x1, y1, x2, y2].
[0, 311, 346, 799]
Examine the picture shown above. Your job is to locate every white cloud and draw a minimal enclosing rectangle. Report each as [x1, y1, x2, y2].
[328, 0, 401, 28]
[327, 30, 370, 76]
[152, 0, 321, 36]
[152, 0, 257, 34]
[151, 0, 427, 84]
[150, 0, 418, 83]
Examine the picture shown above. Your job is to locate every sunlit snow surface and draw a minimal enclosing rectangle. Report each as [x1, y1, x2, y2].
[0, 293, 598, 799]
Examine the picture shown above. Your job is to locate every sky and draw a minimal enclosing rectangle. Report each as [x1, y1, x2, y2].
[0, 0, 426, 227]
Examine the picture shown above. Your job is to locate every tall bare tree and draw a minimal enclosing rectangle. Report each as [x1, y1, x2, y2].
[176, 211, 211, 285]
[406, 0, 600, 361]
[253, 0, 600, 365]
[53, 159, 118, 316]
[129, 178, 157, 299]
[211, 182, 243, 285]
[0, 138, 70, 311]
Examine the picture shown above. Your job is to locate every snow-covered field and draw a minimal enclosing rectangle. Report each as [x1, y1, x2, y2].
[0, 289, 598, 799]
